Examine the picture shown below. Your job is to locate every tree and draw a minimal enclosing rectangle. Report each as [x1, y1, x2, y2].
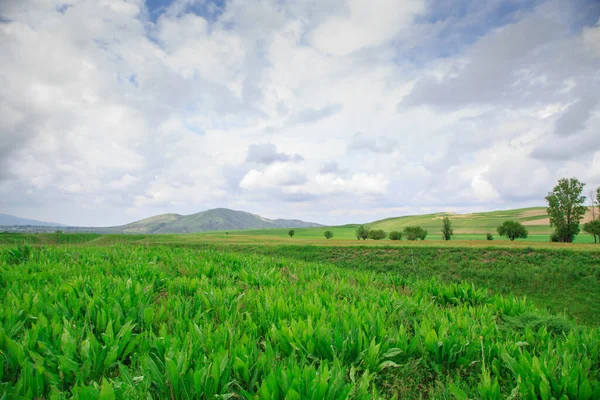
[545, 178, 587, 243]
[584, 187, 600, 243]
[355, 225, 369, 240]
[324, 230, 334, 239]
[440, 217, 453, 241]
[389, 231, 403, 240]
[486, 233, 493, 241]
[497, 221, 528, 241]
[583, 220, 600, 243]
[403, 226, 427, 241]
[288, 229, 295, 238]
[368, 229, 387, 240]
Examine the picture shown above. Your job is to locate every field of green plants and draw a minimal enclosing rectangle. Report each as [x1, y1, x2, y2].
[1, 244, 599, 398]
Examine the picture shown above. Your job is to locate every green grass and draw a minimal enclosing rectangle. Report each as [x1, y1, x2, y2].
[208, 229, 597, 243]
[1, 244, 599, 398]
[214, 245, 600, 326]
[368, 207, 551, 232]
[0, 232, 102, 245]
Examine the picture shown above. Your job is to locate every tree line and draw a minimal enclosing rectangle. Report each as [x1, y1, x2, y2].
[286, 178, 600, 243]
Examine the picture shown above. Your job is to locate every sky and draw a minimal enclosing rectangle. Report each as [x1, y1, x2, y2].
[1, 0, 599, 227]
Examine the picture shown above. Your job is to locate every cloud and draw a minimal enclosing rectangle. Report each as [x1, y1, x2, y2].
[553, 96, 598, 136]
[401, 7, 598, 111]
[583, 22, 600, 56]
[245, 143, 304, 165]
[1, 0, 599, 226]
[319, 160, 343, 174]
[347, 133, 397, 154]
[310, 0, 425, 56]
[240, 163, 307, 190]
[289, 104, 343, 125]
[315, 172, 390, 195]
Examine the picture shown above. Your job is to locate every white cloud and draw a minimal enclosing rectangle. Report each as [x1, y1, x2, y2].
[0, 0, 599, 226]
[315, 173, 390, 195]
[310, 0, 425, 56]
[240, 163, 307, 190]
[583, 22, 600, 56]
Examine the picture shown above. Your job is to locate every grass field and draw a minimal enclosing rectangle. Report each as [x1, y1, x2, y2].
[216, 206, 598, 243]
[1, 243, 599, 398]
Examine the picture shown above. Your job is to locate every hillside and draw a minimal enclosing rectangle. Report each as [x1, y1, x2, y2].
[106, 208, 322, 234]
[367, 206, 596, 235]
[0, 213, 64, 227]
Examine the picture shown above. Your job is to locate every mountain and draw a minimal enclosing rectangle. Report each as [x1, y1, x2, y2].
[107, 208, 323, 234]
[0, 213, 65, 227]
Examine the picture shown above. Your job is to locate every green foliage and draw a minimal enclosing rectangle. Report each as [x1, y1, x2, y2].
[367, 229, 386, 240]
[545, 178, 587, 243]
[388, 231, 403, 240]
[1, 245, 599, 398]
[2, 245, 34, 265]
[355, 225, 369, 240]
[441, 217, 454, 241]
[403, 226, 428, 240]
[497, 221, 528, 241]
[228, 245, 600, 325]
[324, 230, 334, 239]
[486, 233, 494, 241]
[583, 221, 600, 243]
[288, 229, 295, 238]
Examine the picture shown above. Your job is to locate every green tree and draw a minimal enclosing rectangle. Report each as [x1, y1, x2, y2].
[355, 225, 369, 240]
[583, 220, 600, 243]
[497, 221, 528, 241]
[440, 217, 453, 241]
[585, 187, 599, 243]
[324, 230, 334, 239]
[545, 178, 587, 243]
[388, 231, 403, 240]
[367, 229, 386, 240]
[403, 226, 427, 241]
[288, 229, 295, 238]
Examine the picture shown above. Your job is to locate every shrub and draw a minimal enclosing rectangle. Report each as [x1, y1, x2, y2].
[486, 233, 493, 241]
[389, 231, 403, 240]
[497, 221, 528, 241]
[367, 229, 386, 240]
[583, 220, 600, 243]
[355, 225, 369, 240]
[324, 230, 334, 239]
[403, 226, 427, 241]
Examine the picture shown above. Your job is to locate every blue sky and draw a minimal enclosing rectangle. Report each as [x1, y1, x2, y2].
[0, 0, 599, 226]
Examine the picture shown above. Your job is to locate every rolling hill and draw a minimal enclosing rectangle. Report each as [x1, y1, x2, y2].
[367, 206, 596, 235]
[211, 207, 597, 243]
[104, 208, 323, 234]
[0, 213, 64, 227]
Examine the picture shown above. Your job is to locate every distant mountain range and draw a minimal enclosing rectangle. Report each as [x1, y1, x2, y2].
[0, 208, 322, 234]
[0, 213, 65, 227]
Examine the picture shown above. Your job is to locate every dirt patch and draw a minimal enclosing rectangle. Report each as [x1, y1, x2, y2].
[522, 218, 551, 226]
[522, 207, 596, 226]
[519, 209, 547, 218]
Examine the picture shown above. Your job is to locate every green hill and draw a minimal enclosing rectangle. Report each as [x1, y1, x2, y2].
[106, 208, 322, 234]
[367, 206, 594, 235]
[211, 207, 596, 243]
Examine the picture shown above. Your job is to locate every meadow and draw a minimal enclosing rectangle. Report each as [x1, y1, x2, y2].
[1, 239, 599, 398]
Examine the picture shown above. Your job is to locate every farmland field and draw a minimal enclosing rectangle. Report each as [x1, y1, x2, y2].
[1, 241, 600, 398]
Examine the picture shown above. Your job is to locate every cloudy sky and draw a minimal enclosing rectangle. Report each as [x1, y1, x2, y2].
[1, 0, 599, 226]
